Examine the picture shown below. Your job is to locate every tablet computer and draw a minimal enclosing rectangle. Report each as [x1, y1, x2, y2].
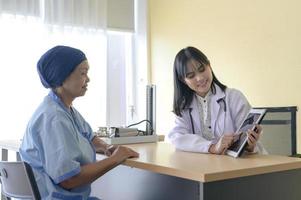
[226, 108, 266, 158]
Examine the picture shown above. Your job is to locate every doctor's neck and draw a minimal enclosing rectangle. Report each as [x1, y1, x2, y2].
[195, 89, 211, 98]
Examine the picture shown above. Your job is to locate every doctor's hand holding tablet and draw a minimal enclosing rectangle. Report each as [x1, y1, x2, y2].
[208, 122, 263, 156]
[225, 109, 266, 157]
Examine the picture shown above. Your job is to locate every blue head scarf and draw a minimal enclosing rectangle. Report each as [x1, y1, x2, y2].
[37, 45, 87, 88]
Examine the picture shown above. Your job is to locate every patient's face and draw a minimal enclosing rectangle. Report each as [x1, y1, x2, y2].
[61, 60, 90, 98]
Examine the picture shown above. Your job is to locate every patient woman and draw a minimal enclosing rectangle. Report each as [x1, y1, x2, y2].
[20, 45, 139, 200]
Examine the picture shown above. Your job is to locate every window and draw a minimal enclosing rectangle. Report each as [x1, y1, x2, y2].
[0, 0, 148, 140]
[0, 14, 107, 139]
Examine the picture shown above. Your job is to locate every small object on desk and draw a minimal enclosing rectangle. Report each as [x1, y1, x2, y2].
[110, 127, 139, 137]
[96, 127, 141, 138]
[95, 124, 158, 144]
[96, 127, 108, 137]
[102, 134, 158, 145]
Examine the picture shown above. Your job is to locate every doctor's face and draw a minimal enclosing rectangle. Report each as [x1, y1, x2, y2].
[62, 60, 90, 98]
[184, 59, 213, 97]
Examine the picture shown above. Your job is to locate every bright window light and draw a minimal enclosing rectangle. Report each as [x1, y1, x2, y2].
[0, 14, 106, 140]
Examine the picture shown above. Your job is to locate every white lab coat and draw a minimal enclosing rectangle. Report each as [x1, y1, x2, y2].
[168, 85, 266, 154]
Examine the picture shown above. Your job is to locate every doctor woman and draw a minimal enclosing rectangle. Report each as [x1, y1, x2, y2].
[20, 45, 139, 200]
[168, 46, 265, 155]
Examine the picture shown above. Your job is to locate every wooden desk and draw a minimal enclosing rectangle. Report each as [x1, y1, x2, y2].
[1, 140, 301, 200]
[107, 142, 301, 182]
[92, 142, 301, 200]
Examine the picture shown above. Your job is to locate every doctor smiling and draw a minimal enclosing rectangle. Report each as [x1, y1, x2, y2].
[168, 46, 265, 155]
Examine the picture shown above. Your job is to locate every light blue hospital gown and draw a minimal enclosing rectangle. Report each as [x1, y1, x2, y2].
[20, 91, 99, 200]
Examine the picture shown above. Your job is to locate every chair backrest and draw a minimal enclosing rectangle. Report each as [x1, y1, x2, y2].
[0, 161, 41, 200]
[254, 106, 297, 156]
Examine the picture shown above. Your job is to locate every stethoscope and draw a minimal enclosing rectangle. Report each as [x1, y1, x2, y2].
[189, 98, 226, 134]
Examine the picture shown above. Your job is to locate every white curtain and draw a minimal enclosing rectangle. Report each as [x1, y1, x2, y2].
[0, 0, 135, 30]
[0, 0, 40, 16]
[0, 1, 108, 140]
[0, 0, 108, 29]
[44, 0, 107, 29]
[0, 0, 135, 140]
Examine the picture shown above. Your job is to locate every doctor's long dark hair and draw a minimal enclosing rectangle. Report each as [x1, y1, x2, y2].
[173, 46, 227, 117]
